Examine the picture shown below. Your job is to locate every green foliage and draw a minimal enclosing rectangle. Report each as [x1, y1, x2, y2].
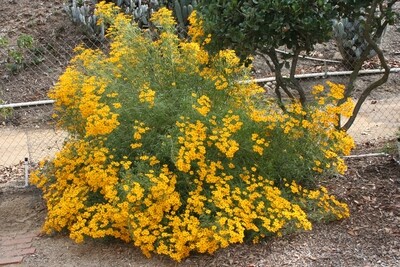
[332, 0, 398, 22]
[197, 0, 336, 58]
[0, 99, 13, 120]
[17, 34, 34, 49]
[195, 0, 338, 106]
[0, 36, 8, 47]
[0, 34, 44, 74]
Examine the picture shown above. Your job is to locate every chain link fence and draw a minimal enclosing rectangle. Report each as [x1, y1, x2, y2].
[1, 6, 399, 188]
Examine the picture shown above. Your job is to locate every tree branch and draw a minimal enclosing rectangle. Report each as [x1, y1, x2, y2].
[341, 0, 391, 131]
[288, 48, 306, 105]
[266, 49, 296, 102]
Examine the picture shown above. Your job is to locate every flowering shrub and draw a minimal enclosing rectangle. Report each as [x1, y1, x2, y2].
[31, 4, 354, 262]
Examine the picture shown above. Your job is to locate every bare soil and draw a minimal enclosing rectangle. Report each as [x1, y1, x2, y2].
[1, 1, 400, 266]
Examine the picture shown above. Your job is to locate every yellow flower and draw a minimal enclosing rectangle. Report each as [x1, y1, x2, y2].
[138, 83, 156, 107]
[327, 81, 345, 100]
[94, 1, 121, 26]
[150, 7, 175, 29]
[311, 84, 324, 95]
[193, 95, 212, 116]
[188, 11, 205, 44]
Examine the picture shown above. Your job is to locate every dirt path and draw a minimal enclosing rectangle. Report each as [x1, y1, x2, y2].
[0, 188, 42, 265]
[347, 96, 400, 143]
[0, 127, 67, 167]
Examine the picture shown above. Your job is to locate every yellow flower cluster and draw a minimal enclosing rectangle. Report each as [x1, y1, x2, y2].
[251, 133, 270, 156]
[49, 64, 120, 137]
[210, 112, 243, 158]
[48, 67, 81, 109]
[32, 3, 354, 263]
[188, 11, 211, 45]
[95, 0, 121, 25]
[175, 118, 207, 173]
[286, 180, 350, 219]
[248, 81, 355, 175]
[213, 75, 229, 90]
[192, 93, 211, 116]
[218, 49, 241, 73]
[150, 7, 175, 29]
[30, 139, 121, 234]
[327, 81, 345, 100]
[138, 83, 156, 107]
[130, 121, 150, 149]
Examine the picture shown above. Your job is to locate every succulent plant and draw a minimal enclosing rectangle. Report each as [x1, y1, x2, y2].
[64, 0, 102, 37]
[332, 17, 385, 68]
[174, 0, 196, 27]
[64, 0, 197, 38]
[64, 0, 166, 36]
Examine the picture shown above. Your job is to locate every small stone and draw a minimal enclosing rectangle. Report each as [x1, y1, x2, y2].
[328, 66, 336, 72]
[333, 52, 343, 60]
